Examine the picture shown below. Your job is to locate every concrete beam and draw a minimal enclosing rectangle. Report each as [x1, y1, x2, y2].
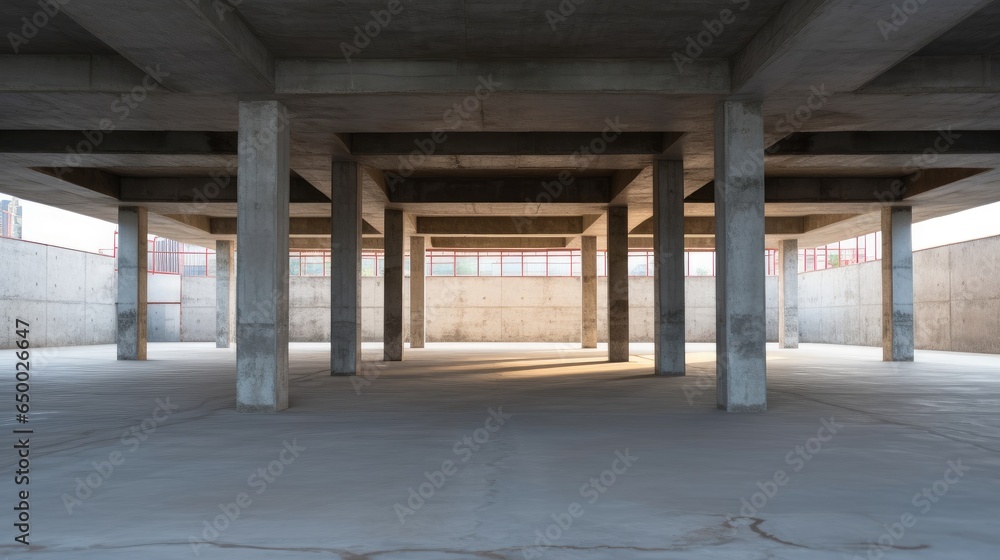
[235, 101, 289, 413]
[715, 100, 766, 413]
[211, 218, 379, 236]
[0, 55, 149, 92]
[882, 207, 915, 362]
[607, 207, 629, 363]
[417, 216, 584, 236]
[215, 240, 235, 349]
[429, 237, 569, 250]
[653, 160, 685, 376]
[116, 206, 147, 361]
[686, 177, 918, 203]
[629, 237, 716, 250]
[331, 161, 362, 375]
[862, 55, 1000, 93]
[355, 132, 676, 156]
[387, 176, 610, 204]
[410, 236, 426, 350]
[61, 0, 274, 92]
[0, 131, 239, 155]
[778, 239, 799, 349]
[384, 209, 404, 362]
[277, 58, 730, 94]
[631, 216, 809, 236]
[120, 176, 330, 203]
[767, 131, 1000, 156]
[732, 0, 988, 95]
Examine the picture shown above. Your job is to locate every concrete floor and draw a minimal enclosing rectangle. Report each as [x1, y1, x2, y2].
[1, 342, 998, 559]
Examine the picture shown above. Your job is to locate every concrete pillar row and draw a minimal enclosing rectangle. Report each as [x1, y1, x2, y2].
[714, 100, 767, 413]
[410, 236, 426, 349]
[384, 209, 404, 361]
[331, 160, 362, 375]
[235, 100, 289, 413]
[581, 236, 598, 349]
[653, 159, 686, 376]
[607, 206, 630, 362]
[778, 239, 800, 349]
[215, 240, 236, 348]
[882, 206, 915, 362]
[116, 206, 147, 361]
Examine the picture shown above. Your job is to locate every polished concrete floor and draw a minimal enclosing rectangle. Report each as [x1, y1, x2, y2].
[1, 342, 998, 559]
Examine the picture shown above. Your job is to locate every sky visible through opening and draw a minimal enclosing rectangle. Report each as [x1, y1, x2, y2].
[3, 191, 1000, 254]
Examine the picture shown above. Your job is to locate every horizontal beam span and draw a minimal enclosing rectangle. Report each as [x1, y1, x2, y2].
[120, 176, 329, 203]
[353, 132, 678, 157]
[767, 131, 998, 156]
[417, 216, 584, 236]
[387, 176, 610, 204]
[686, 177, 903, 203]
[631, 216, 809, 236]
[211, 218, 379, 236]
[430, 237, 569, 250]
[862, 55, 1000, 93]
[277, 58, 730, 94]
[0, 131, 238, 155]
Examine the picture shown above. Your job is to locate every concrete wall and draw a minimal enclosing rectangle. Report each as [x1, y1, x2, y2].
[799, 234, 1000, 354]
[0, 237, 116, 349]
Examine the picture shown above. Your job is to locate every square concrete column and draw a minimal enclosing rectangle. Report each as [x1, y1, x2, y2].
[581, 236, 598, 349]
[117, 206, 147, 361]
[653, 160, 686, 376]
[236, 100, 289, 413]
[714, 100, 767, 412]
[331, 160, 362, 375]
[409, 236, 426, 349]
[778, 239, 800, 349]
[882, 207, 915, 362]
[607, 206, 630, 362]
[384, 209, 404, 361]
[215, 240, 235, 348]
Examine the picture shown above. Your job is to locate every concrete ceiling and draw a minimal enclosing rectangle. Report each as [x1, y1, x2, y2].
[0, 0, 999, 251]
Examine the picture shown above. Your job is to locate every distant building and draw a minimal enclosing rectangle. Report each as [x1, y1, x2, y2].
[1, 198, 23, 239]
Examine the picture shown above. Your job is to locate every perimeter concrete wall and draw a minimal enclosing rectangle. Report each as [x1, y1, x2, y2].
[0, 237, 115, 348]
[799, 234, 1000, 354]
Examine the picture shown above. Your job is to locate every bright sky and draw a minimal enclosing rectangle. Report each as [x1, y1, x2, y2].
[3, 192, 1000, 254]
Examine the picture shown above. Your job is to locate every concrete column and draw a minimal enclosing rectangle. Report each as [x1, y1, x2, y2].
[778, 239, 800, 349]
[581, 236, 597, 349]
[331, 160, 362, 375]
[882, 207, 915, 362]
[409, 236, 426, 349]
[117, 206, 147, 361]
[607, 206, 629, 362]
[235, 100, 289, 413]
[714, 100, 767, 413]
[384, 209, 404, 361]
[215, 240, 236, 348]
[653, 160, 685, 376]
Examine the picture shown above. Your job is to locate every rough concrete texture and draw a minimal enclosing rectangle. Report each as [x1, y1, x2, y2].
[653, 160, 686, 376]
[3, 342, 998, 559]
[580, 236, 597, 349]
[607, 207, 630, 362]
[330, 160, 362, 375]
[882, 207, 915, 362]
[215, 240, 236, 348]
[116, 207, 147, 361]
[714, 101, 767, 412]
[409, 236, 426, 349]
[779, 239, 800, 349]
